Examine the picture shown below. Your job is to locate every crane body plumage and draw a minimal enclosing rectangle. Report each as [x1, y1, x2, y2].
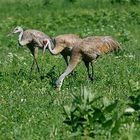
[11, 27, 82, 76]
[43, 34, 82, 66]
[11, 26, 50, 75]
[55, 36, 121, 90]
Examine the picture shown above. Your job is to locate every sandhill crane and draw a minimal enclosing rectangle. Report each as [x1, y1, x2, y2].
[49, 36, 121, 90]
[42, 34, 82, 66]
[9, 26, 50, 75]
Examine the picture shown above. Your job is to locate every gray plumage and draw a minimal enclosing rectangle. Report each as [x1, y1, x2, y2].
[11, 26, 50, 75]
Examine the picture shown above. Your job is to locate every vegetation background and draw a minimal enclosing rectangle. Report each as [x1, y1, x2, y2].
[0, 0, 140, 139]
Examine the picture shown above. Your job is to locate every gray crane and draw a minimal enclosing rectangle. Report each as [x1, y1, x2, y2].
[9, 26, 50, 76]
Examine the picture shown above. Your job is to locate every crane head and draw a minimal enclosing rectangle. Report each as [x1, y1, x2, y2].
[7, 26, 23, 37]
[43, 38, 49, 54]
[12, 26, 23, 34]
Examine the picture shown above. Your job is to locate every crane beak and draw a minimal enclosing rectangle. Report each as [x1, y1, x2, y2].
[7, 33, 12, 37]
[43, 44, 48, 54]
[7, 31, 14, 37]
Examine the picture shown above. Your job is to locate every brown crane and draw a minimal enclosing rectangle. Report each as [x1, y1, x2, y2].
[49, 36, 121, 90]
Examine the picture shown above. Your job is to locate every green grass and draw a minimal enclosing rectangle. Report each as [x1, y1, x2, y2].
[0, 0, 140, 139]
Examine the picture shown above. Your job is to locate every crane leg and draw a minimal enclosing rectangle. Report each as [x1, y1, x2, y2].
[34, 57, 40, 72]
[30, 59, 35, 77]
[29, 47, 40, 76]
[90, 63, 94, 81]
[56, 53, 81, 90]
[29, 57, 40, 78]
[34, 47, 40, 73]
[84, 61, 91, 80]
[63, 55, 75, 76]
[63, 55, 69, 66]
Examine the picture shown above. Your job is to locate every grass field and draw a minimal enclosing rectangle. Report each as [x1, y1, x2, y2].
[0, 0, 140, 139]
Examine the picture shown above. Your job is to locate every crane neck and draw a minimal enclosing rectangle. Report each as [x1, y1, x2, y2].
[18, 29, 24, 42]
[49, 38, 56, 49]
[47, 39, 57, 55]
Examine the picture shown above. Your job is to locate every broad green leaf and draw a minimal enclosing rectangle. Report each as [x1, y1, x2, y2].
[104, 101, 118, 113]
[111, 119, 121, 134]
[63, 105, 71, 118]
[92, 108, 104, 121]
[98, 114, 106, 123]
[102, 119, 113, 128]
[88, 96, 102, 105]
[63, 119, 72, 125]
[103, 97, 110, 106]
[69, 131, 81, 138]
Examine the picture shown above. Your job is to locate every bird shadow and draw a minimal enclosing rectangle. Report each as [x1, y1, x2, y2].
[40, 66, 57, 86]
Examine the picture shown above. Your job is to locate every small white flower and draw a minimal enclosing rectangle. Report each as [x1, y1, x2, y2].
[115, 56, 121, 59]
[21, 98, 26, 102]
[128, 54, 134, 58]
[124, 54, 135, 58]
[8, 52, 14, 58]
